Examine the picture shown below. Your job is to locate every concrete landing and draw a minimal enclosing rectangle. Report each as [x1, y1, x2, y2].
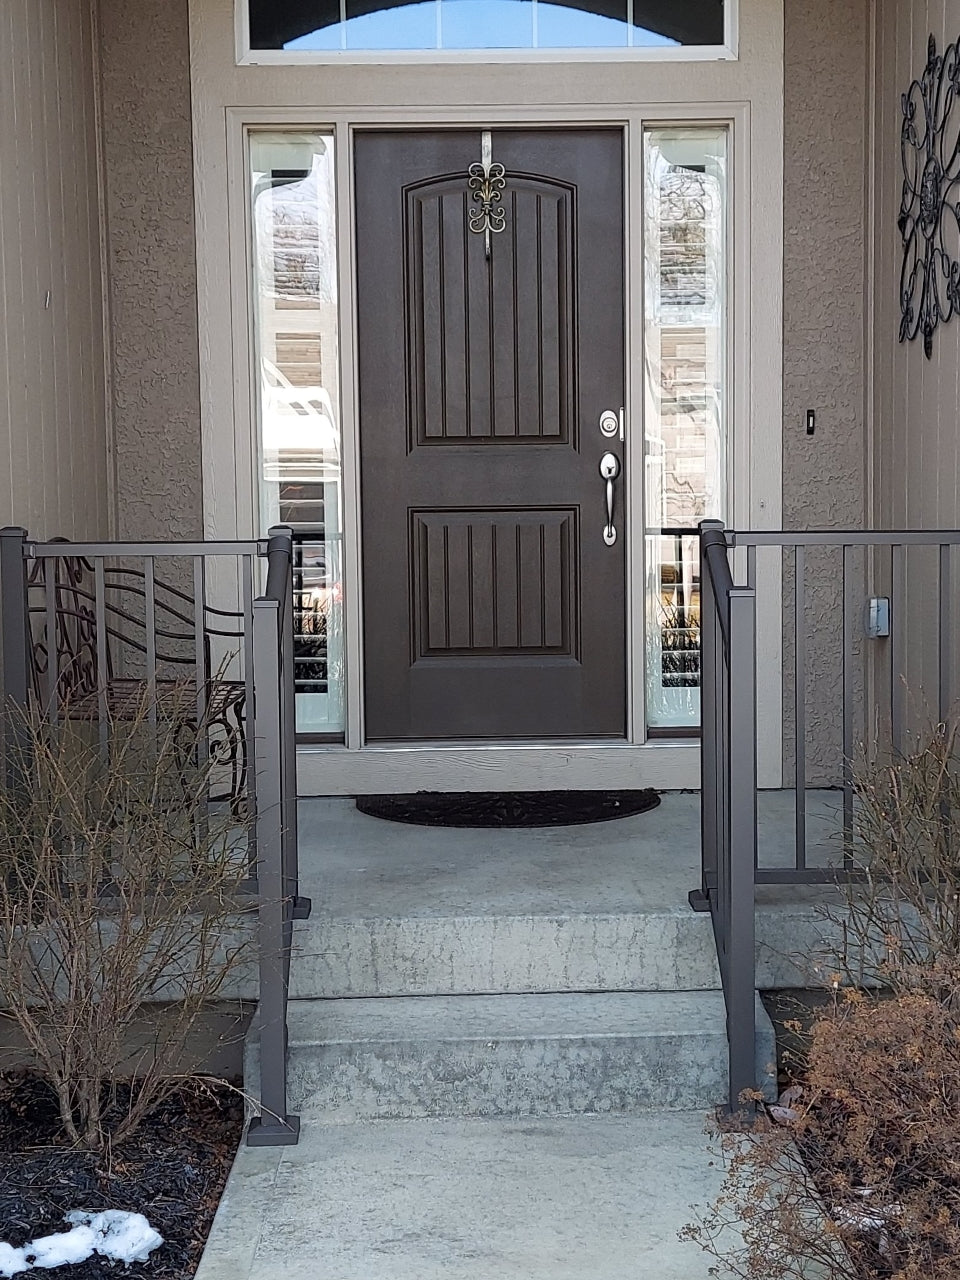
[195, 1112, 735, 1280]
[293, 791, 849, 998]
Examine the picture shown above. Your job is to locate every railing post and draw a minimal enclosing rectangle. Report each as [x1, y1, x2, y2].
[0, 528, 30, 709]
[247, 592, 300, 1146]
[267, 526, 309, 922]
[1, 528, 31, 793]
[726, 584, 758, 1115]
[692, 520, 725, 912]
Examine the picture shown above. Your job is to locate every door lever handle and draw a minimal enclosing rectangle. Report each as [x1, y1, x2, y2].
[599, 452, 621, 546]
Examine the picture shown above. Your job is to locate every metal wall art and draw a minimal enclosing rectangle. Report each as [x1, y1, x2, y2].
[467, 131, 507, 259]
[899, 33, 960, 359]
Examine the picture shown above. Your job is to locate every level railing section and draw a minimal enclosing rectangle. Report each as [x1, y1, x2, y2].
[695, 519, 960, 1112]
[0, 525, 309, 1146]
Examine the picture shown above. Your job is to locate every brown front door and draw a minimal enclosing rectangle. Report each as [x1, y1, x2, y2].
[356, 128, 626, 741]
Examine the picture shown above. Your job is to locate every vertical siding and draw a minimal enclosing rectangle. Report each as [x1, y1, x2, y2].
[874, 0, 960, 531]
[870, 1, 960, 732]
[0, 0, 109, 539]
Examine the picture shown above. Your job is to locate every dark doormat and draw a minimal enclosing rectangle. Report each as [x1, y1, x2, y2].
[355, 789, 661, 829]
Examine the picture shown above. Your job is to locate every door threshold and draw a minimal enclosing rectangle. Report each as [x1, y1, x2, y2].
[297, 740, 699, 796]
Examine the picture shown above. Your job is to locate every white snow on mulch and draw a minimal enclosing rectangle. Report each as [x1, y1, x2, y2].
[0, 1211, 163, 1277]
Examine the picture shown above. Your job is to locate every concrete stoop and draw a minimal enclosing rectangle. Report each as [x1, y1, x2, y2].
[246, 989, 776, 1121]
[244, 796, 804, 1125]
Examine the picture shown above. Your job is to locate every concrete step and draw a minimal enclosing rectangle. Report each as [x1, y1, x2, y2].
[247, 991, 776, 1121]
[289, 910, 721, 999]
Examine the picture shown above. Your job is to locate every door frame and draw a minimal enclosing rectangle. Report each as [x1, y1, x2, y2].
[191, 0, 785, 792]
[220, 105, 779, 792]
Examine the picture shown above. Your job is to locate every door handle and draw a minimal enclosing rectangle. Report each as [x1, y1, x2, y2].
[599, 452, 621, 546]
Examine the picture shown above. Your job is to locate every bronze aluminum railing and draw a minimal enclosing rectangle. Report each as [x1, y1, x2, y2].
[0, 524, 309, 1146]
[695, 519, 960, 1113]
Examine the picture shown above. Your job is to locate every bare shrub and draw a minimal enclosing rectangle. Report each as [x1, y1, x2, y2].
[0, 691, 253, 1152]
[684, 988, 960, 1279]
[685, 727, 960, 1279]
[838, 724, 960, 993]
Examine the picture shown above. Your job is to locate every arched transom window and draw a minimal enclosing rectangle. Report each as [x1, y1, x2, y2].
[246, 0, 727, 54]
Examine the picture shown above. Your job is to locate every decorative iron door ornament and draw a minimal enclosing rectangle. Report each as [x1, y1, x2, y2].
[468, 131, 507, 258]
[899, 33, 960, 359]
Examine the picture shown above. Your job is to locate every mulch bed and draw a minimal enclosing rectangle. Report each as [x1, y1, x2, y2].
[0, 1073, 243, 1279]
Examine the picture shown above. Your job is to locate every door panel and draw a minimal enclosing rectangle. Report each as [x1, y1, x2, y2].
[356, 129, 625, 741]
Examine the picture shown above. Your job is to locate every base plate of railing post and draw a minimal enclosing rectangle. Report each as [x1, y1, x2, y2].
[688, 888, 711, 913]
[246, 1114, 301, 1147]
[292, 896, 312, 920]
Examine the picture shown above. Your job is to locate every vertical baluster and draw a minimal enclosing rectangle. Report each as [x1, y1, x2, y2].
[891, 544, 905, 757]
[939, 543, 951, 729]
[193, 556, 208, 732]
[842, 544, 855, 867]
[144, 557, 157, 728]
[45, 558, 58, 725]
[794, 545, 806, 872]
[94, 558, 108, 759]
[242, 553, 256, 883]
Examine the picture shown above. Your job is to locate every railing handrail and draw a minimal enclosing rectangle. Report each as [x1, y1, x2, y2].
[24, 539, 263, 558]
[731, 528, 960, 546]
[699, 519, 735, 646]
[262, 528, 295, 602]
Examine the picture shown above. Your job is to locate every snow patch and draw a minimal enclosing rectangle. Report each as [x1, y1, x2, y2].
[0, 1212, 163, 1277]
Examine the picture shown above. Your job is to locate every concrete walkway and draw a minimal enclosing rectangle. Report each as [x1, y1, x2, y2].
[195, 1111, 733, 1280]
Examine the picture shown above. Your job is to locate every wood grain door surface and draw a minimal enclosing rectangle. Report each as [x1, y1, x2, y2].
[356, 128, 626, 741]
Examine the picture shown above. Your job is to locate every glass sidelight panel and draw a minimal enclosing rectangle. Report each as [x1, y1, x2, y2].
[643, 127, 727, 731]
[249, 131, 344, 738]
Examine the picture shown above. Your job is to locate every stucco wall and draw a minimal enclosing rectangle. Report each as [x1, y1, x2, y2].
[0, 0, 110, 540]
[781, 0, 868, 783]
[96, 0, 203, 540]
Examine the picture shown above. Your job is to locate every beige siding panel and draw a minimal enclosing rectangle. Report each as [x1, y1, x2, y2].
[0, 0, 109, 540]
[874, 0, 960, 532]
[870, 0, 960, 737]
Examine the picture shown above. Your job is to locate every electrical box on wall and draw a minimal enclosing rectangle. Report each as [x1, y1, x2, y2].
[864, 597, 890, 638]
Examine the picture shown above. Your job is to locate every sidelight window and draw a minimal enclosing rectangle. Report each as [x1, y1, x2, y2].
[249, 131, 344, 739]
[242, 0, 729, 55]
[643, 127, 727, 732]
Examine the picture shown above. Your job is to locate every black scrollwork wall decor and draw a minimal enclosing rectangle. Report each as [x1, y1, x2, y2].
[899, 34, 960, 359]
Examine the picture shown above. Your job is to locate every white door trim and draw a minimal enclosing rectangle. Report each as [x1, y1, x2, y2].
[190, 0, 784, 790]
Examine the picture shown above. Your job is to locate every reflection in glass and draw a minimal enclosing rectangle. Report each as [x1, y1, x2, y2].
[250, 132, 344, 738]
[643, 128, 727, 731]
[248, 0, 725, 51]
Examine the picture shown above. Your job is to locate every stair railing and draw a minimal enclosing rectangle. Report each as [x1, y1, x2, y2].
[0, 524, 308, 1146]
[695, 520, 960, 1114]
